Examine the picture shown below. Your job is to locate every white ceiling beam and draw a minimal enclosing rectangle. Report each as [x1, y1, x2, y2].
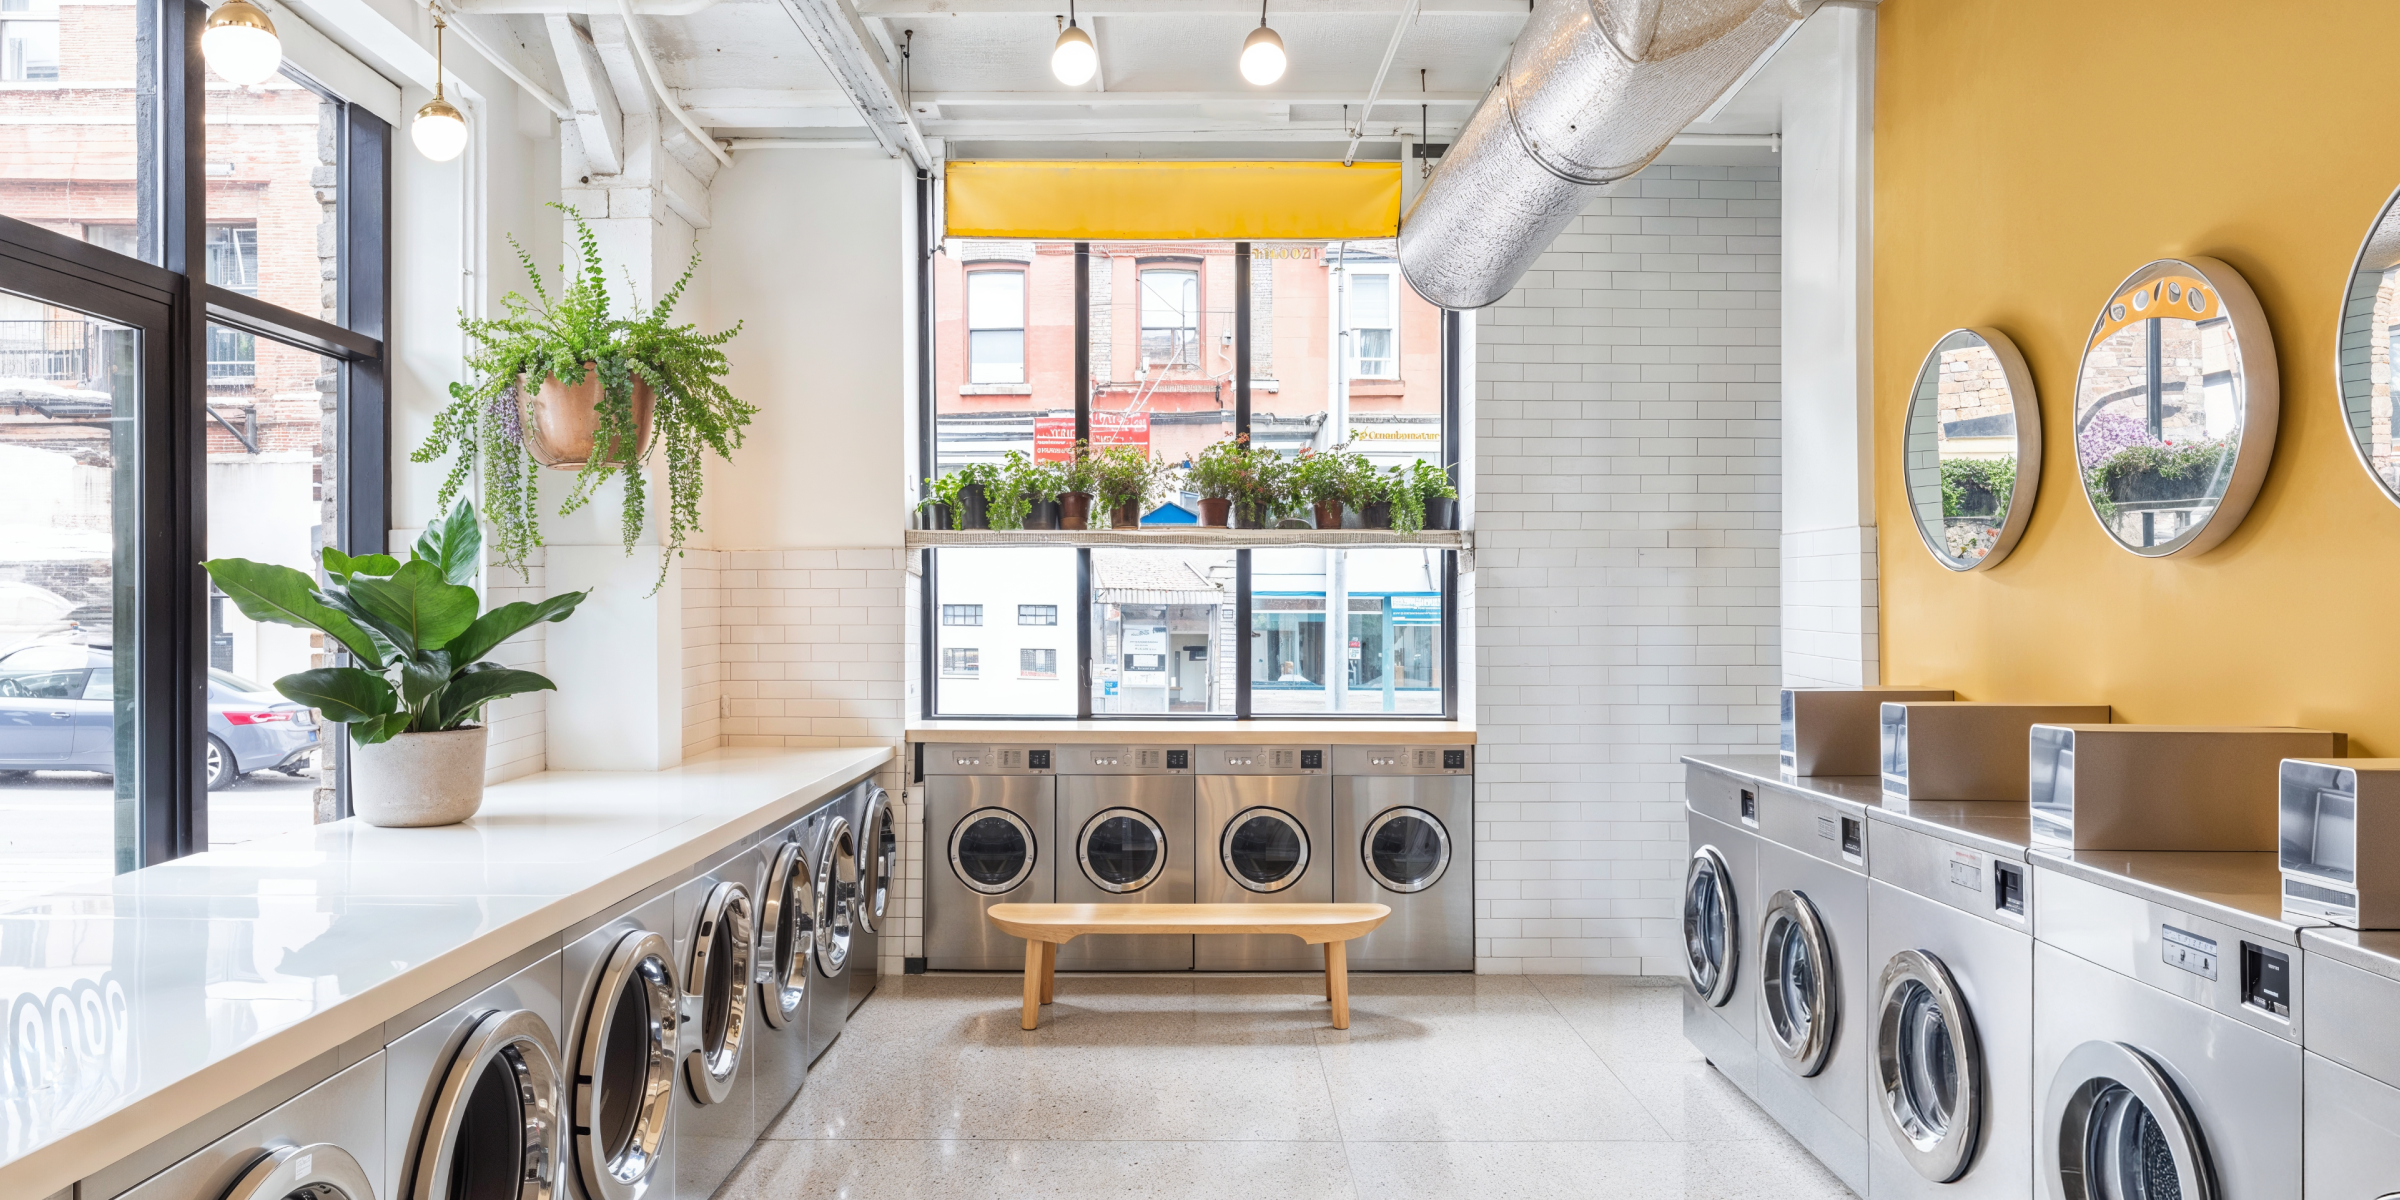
[672, 87, 1484, 109]
[859, 0, 1523, 13]
[924, 118, 1463, 140]
[774, 0, 934, 169]
[545, 14, 625, 173]
[674, 86, 866, 124]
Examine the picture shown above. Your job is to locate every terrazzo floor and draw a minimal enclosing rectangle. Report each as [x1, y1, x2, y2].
[720, 972, 1856, 1199]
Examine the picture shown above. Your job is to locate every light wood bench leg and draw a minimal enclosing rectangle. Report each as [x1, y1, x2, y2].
[1040, 940, 1058, 1004]
[1022, 939, 1045, 1030]
[1325, 940, 1350, 1029]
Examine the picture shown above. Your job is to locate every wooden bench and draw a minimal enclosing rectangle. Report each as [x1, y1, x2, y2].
[987, 902, 1393, 1030]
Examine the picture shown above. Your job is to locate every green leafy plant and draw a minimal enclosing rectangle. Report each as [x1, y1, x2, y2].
[201, 497, 586, 746]
[414, 204, 755, 590]
[1183, 437, 1250, 501]
[1092, 444, 1167, 524]
[1387, 466, 1424, 534]
[1290, 447, 1359, 508]
[988, 454, 1042, 531]
[1410, 459, 1458, 503]
[1058, 439, 1099, 497]
[916, 471, 969, 529]
[2086, 439, 2232, 522]
[1939, 456, 2017, 519]
[1345, 454, 1391, 508]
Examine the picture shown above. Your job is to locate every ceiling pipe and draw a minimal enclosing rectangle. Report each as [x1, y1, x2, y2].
[450, 0, 727, 14]
[1396, 0, 1817, 309]
[1341, 0, 1419, 166]
[433, 1, 575, 117]
[616, 0, 735, 166]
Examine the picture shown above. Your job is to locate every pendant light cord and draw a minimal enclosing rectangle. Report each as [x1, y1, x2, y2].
[430, 9, 445, 102]
[1259, 0, 1268, 26]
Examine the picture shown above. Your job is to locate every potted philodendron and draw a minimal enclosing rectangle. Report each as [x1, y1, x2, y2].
[1093, 444, 1164, 529]
[1184, 437, 1248, 527]
[414, 205, 755, 592]
[1057, 440, 1098, 531]
[202, 498, 586, 827]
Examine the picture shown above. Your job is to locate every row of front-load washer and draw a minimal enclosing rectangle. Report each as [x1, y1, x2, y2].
[923, 743, 1473, 973]
[1683, 753, 2400, 1200]
[105, 776, 894, 1200]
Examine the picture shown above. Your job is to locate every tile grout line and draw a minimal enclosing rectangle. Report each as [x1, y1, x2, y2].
[1525, 975, 1681, 1141]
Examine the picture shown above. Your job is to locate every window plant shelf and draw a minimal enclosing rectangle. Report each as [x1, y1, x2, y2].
[904, 528, 1471, 550]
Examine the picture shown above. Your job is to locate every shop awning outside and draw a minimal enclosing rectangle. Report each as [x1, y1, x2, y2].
[945, 160, 1402, 241]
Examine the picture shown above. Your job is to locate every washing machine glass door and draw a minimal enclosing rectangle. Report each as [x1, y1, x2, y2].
[2047, 1040, 2216, 1200]
[1222, 806, 1311, 894]
[1362, 806, 1451, 893]
[815, 817, 856, 978]
[224, 1143, 377, 1200]
[1760, 888, 1838, 1076]
[1079, 807, 1167, 892]
[575, 929, 676, 1200]
[1683, 846, 1739, 1006]
[414, 1008, 565, 1200]
[857, 786, 895, 933]
[950, 807, 1036, 894]
[1875, 949, 1984, 1183]
[757, 840, 811, 1030]
[683, 880, 755, 1106]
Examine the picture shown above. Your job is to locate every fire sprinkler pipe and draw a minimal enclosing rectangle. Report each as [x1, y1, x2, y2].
[1341, 0, 1420, 167]
[450, 0, 726, 14]
[617, 0, 736, 166]
[432, 1, 575, 118]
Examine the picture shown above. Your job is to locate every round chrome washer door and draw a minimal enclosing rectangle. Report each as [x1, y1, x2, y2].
[950, 807, 1037, 895]
[1683, 845, 1738, 1006]
[1361, 806, 1451, 894]
[575, 929, 677, 1200]
[224, 1142, 377, 1200]
[1222, 806, 1310, 894]
[1759, 889, 1838, 1077]
[1875, 949, 1983, 1183]
[857, 786, 896, 934]
[757, 839, 809, 1030]
[2045, 1040, 2215, 1200]
[683, 881, 755, 1107]
[413, 1008, 565, 1200]
[816, 817, 856, 979]
[1079, 806, 1168, 893]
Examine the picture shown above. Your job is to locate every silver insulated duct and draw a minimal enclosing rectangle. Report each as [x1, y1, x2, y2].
[1398, 0, 1816, 310]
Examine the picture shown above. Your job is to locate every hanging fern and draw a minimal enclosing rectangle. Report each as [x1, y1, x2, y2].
[413, 204, 755, 591]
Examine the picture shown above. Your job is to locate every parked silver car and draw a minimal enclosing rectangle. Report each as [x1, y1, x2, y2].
[0, 642, 319, 790]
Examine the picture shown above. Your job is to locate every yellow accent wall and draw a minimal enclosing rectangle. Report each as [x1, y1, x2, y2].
[1875, 0, 2400, 754]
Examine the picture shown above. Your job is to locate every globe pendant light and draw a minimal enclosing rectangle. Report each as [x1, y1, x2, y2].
[1239, 0, 1284, 86]
[201, 0, 282, 86]
[412, 12, 469, 162]
[1051, 0, 1096, 86]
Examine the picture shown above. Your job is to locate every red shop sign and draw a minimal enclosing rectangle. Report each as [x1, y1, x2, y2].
[1034, 409, 1150, 461]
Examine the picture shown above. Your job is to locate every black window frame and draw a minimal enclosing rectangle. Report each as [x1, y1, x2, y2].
[0, 0, 390, 868]
[917, 217, 1461, 723]
[1017, 604, 1057, 626]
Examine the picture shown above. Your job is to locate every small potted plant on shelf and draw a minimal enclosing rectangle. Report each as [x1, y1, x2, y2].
[201, 497, 586, 828]
[1057, 439, 1099, 530]
[1184, 436, 1250, 527]
[1353, 457, 1394, 529]
[916, 470, 968, 530]
[952, 461, 1000, 530]
[1001, 452, 1064, 531]
[1412, 459, 1460, 530]
[1093, 444, 1165, 529]
[414, 205, 754, 592]
[1234, 444, 1286, 530]
[1292, 447, 1356, 530]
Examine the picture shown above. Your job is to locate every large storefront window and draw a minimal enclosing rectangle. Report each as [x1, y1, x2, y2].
[931, 547, 1077, 716]
[1249, 548, 1444, 715]
[1089, 548, 1233, 715]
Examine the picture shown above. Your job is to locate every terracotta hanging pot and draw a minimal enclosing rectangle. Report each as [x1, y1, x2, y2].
[521, 365, 656, 469]
[1199, 497, 1232, 527]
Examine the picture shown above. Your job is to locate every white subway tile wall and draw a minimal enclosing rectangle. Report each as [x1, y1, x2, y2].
[484, 548, 549, 784]
[1781, 524, 1880, 688]
[1472, 164, 1783, 975]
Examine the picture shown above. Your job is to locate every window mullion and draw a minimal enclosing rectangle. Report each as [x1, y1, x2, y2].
[1234, 242, 1250, 438]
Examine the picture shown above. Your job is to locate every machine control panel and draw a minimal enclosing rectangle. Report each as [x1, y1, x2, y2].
[923, 745, 1057, 775]
[2162, 925, 2220, 980]
[1739, 788, 1759, 826]
[1060, 746, 1191, 774]
[2240, 942, 2292, 1018]
[1332, 746, 1473, 775]
[1196, 746, 1331, 775]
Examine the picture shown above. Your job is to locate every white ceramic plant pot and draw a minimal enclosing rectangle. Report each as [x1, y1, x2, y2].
[350, 725, 489, 827]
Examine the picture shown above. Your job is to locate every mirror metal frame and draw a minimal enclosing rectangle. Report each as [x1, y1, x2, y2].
[2071, 256, 2278, 558]
[2335, 182, 2400, 510]
[1902, 326, 2044, 571]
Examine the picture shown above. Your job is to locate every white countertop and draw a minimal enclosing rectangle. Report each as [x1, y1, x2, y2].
[0, 744, 889, 1199]
[905, 719, 1476, 744]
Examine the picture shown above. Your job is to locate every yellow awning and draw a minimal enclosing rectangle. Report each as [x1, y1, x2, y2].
[944, 160, 1401, 241]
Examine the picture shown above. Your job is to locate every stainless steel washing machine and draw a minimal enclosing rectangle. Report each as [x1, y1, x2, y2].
[753, 817, 816, 1124]
[2298, 926, 2400, 1199]
[805, 795, 856, 1063]
[925, 744, 1057, 970]
[2031, 849, 2310, 1199]
[1748, 761, 1878, 1196]
[1683, 757, 1766, 1102]
[672, 840, 762, 1200]
[1194, 744, 1332, 970]
[561, 889, 680, 1200]
[118, 1053, 385, 1200]
[383, 949, 566, 1200]
[1332, 745, 1471, 971]
[851, 778, 895, 1013]
[1055, 744, 1195, 971]
[1865, 799, 2037, 1200]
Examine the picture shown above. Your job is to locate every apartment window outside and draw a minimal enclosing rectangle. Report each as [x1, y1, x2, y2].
[1, 0, 58, 82]
[1018, 604, 1057, 625]
[942, 648, 979, 677]
[1021, 649, 1057, 678]
[1347, 268, 1396, 379]
[1139, 266, 1200, 372]
[965, 268, 1026, 386]
[941, 604, 983, 626]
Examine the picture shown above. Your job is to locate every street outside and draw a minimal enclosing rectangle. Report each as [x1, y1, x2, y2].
[0, 766, 320, 910]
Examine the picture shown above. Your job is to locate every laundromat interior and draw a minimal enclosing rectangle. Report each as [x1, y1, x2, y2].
[6, 0, 2400, 1197]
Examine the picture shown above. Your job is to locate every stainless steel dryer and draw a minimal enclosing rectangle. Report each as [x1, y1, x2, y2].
[672, 840, 762, 1200]
[384, 949, 566, 1200]
[1682, 757, 1767, 1102]
[1865, 799, 2037, 1200]
[1194, 744, 1332, 971]
[119, 1054, 385, 1200]
[925, 744, 1057, 970]
[1749, 762, 1878, 1196]
[2297, 927, 2400, 1199]
[1332, 745, 1471, 970]
[1055, 743, 1195, 971]
[2030, 849, 2310, 1200]
[754, 817, 817, 1123]
[851, 779, 895, 1013]
[561, 889, 680, 1200]
[806, 796, 857, 1063]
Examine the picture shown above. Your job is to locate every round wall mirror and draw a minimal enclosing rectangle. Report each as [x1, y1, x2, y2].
[2335, 184, 2400, 507]
[2071, 257, 2277, 557]
[1901, 327, 2042, 570]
